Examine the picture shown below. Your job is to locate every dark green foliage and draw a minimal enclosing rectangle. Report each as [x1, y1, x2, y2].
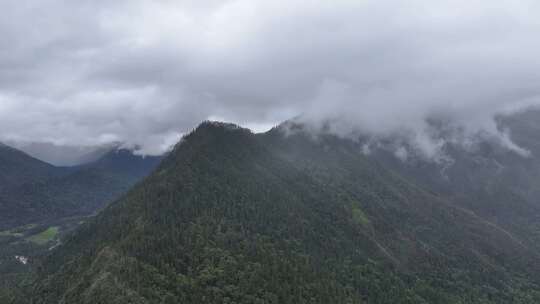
[0, 147, 162, 230]
[0, 143, 61, 190]
[0, 216, 94, 304]
[0, 146, 161, 303]
[33, 122, 540, 303]
[0, 144, 64, 229]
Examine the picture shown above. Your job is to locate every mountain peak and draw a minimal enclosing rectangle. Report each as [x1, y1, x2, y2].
[170, 120, 254, 151]
[197, 120, 251, 133]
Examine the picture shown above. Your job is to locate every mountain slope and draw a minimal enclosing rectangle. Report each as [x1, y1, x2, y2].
[365, 110, 540, 255]
[0, 144, 67, 230]
[33, 122, 540, 304]
[0, 143, 62, 191]
[0, 147, 162, 230]
[0, 147, 163, 304]
[20, 148, 163, 215]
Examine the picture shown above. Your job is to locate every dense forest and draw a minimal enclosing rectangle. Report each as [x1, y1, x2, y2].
[0, 148, 162, 230]
[0, 147, 161, 303]
[31, 119, 540, 303]
[2, 1, 540, 303]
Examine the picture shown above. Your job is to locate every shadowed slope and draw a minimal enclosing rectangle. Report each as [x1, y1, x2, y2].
[0, 146, 162, 230]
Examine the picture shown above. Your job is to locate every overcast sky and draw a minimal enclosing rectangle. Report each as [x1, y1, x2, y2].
[1, 0, 540, 155]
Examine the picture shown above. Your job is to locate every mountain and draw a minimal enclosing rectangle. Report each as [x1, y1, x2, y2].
[0, 146, 163, 304]
[0, 144, 67, 230]
[0, 143, 62, 191]
[0, 146, 163, 230]
[0, 145, 68, 303]
[365, 110, 540, 255]
[33, 121, 540, 304]
[9, 142, 116, 167]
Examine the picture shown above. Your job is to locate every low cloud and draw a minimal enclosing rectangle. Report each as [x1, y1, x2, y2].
[1, 0, 540, 155]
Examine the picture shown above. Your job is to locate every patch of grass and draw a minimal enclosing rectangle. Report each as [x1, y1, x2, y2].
[351, 204, 371, 228]
[26, 227, 59, 245]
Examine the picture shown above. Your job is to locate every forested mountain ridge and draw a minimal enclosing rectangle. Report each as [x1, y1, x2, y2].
[0, 146, 163, 230]
[33, 120, 540, 304]
[0, 145, 163, 304]
[0, 143, 63, 191]
[363, 110, 540, 255]
[0, 144, 67, 230]
[14, 148, 164, 217]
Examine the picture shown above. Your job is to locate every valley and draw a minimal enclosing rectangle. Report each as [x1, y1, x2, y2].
[0, 146, 162, 304]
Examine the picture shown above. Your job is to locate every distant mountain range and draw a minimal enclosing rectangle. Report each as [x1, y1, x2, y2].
[30, 111, 540, 303]
[0, 145, 163, 230]
[0, 143, 62, 191]
[7, 142, 121, 167]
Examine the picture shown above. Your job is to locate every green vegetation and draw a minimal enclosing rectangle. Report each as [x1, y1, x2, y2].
[0, 217, 96, 304]
[26, 227, 59, 245]
[0, 146, 162, 231]
[32, 122, 540, 303]
[351, 203, 371, 228]
[0, 145, 161, 303]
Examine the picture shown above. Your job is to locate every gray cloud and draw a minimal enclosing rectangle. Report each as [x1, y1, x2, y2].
[1, 0, 540, 155]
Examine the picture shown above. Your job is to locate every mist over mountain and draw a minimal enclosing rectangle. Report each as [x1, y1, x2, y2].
[29, 116, 540, 303]
[1, 111, 539, 303]
[3, 1, 540, 303]
[2, 1, 540, 153]
[292, 105, 539, 164]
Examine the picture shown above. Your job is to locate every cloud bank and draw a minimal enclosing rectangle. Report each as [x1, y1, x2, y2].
[1, 0, 540, 155]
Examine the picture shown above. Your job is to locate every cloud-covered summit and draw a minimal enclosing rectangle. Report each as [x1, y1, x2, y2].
[1, 0, 540, 154]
